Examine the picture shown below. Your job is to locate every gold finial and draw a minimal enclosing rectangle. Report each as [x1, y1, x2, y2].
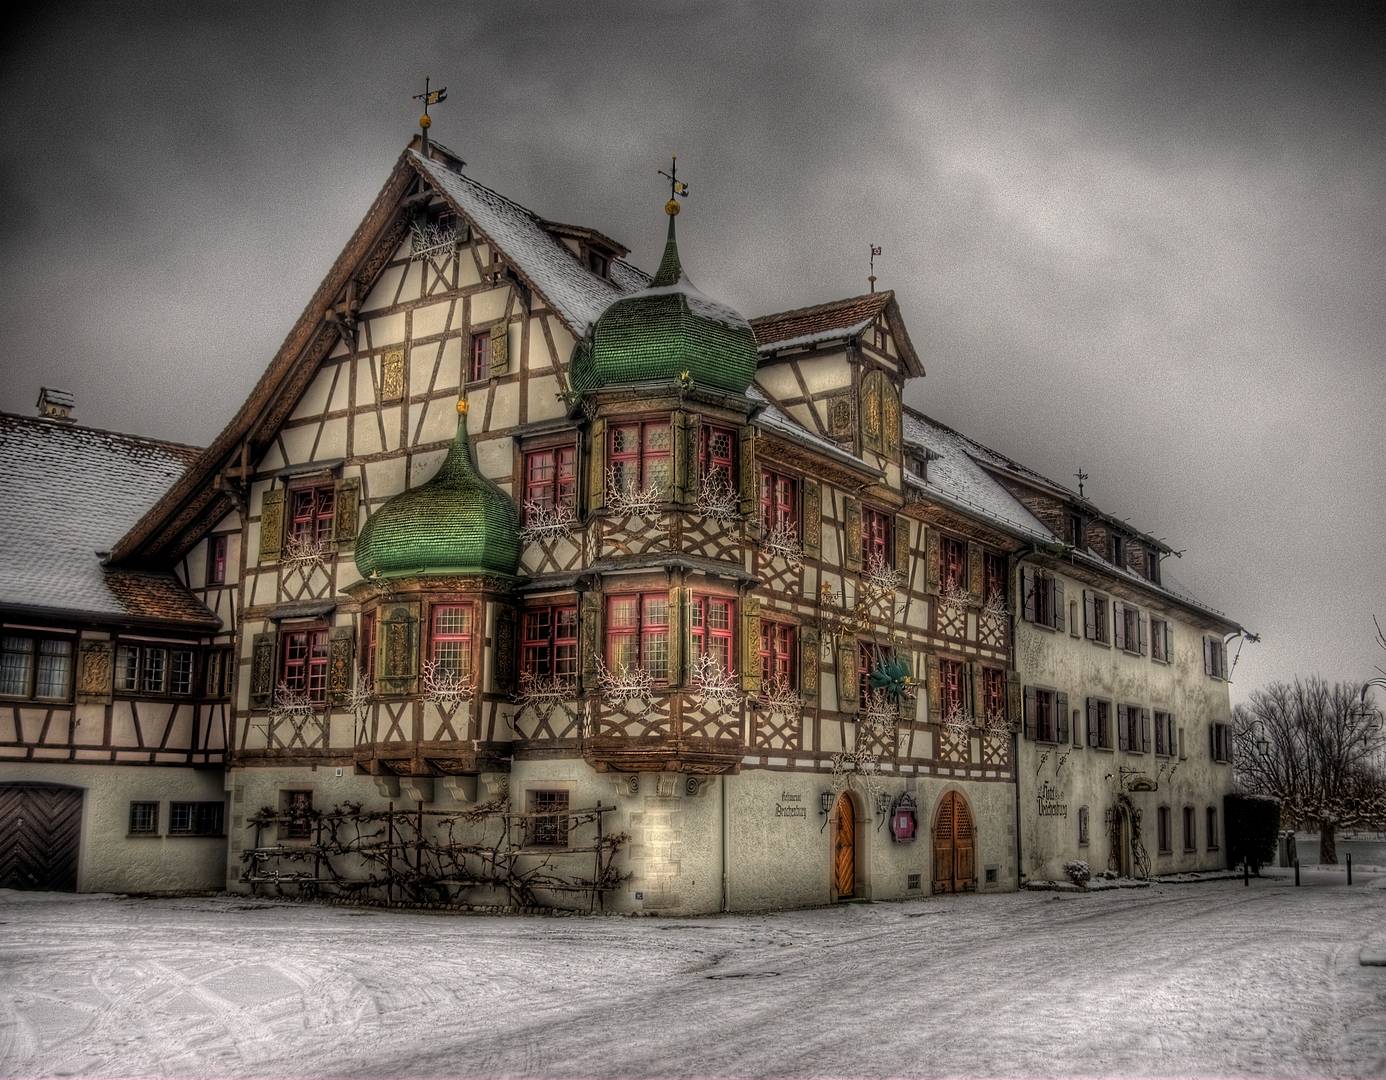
[413, 76, 447, 153]
[456, 397, 469, 416]
[658, 155, 689, 216]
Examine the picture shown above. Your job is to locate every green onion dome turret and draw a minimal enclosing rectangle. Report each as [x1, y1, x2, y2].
[571, 208, 757, 396]
[353, 399, 519, 579]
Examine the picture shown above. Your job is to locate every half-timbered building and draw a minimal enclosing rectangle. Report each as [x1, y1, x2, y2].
[0, 133, 1249, 907]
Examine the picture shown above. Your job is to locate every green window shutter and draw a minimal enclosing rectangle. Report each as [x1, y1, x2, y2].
[837, 640, 859, 713]
[843, 496, 862, 572]
[895, 514, 911, 577]
[667, 586, 685, 687]
[967, 542, 983, 602]
[328, 626, 355, 705]
[970, 660, 984, 719]
[926, 653, 941, 723]
[801, 479, 822, 558]
[740, 594, 762, 693]
[259, 488, 284, 562]
[493, 606, 516, 694]
[489, 319, 510, 375]
[798, 627, 820, 703]
[738, 424, 757, 517]
[250, 631, 275, 708]
[579, 590, 603, 689]
[334, 477, 360, 543]
[379, 602, 421, 696]
[925, 527, 941, 594]
[671, 410, 694, 503]
[588, 418, 607, 513]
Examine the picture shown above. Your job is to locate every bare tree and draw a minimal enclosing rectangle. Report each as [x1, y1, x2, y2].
[1233, 677, 1384, 864]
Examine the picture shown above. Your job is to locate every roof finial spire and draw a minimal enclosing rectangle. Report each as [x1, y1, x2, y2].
[653, 155, 690, 287]
[413, 76, 447, 157]
[869, 244, 882, 293]
[1074, 467, 1089, 498]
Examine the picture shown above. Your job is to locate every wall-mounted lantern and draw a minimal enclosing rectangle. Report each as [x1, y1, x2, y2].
[819, 790, 836, 816]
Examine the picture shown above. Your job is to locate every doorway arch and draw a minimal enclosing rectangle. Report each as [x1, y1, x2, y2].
[932, 789, 976, 894]
[0, 782, 84, 891]
[832, 791, 857, 899]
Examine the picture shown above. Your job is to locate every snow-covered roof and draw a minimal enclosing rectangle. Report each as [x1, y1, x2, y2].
[747, 385, 878, 475]
[412, 152, 632, 334]
[902, 412, 1056, 542]
[0, 414, 217, 627]
[622, 277, 752, 330]
[608, 259, 651, 292]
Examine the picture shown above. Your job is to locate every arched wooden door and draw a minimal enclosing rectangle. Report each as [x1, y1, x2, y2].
[0, 783, 83, 891]
[833, 793, 856, 898]
[932, 791, 976, 894]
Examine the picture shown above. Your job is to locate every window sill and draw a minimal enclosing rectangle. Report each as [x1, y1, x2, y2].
[1086, 638, 1111, 649]
[1023, 620, 1058, 634]
[167, 833, 227, 840]
[126, 833, 163, 839]
[1151, 657, 1171, 666]
[1090, 745, 1115, 754]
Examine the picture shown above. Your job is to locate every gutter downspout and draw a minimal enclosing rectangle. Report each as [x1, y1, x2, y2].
[721, 774, 730, 913]
[1009, 543, 1060, 889]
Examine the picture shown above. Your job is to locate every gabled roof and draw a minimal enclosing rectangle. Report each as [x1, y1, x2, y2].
[0, 414, 218, 629]
[111, 139, 651, 566]
[750, 290, 924, 377]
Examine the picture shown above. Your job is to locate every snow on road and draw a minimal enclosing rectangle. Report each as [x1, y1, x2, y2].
[1, 877, 1383, 1079]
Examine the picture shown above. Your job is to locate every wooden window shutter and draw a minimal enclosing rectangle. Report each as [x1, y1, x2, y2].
[579, 590, 603, 689]
[883, 384, 901, 462]
[488, 319, 510, 375]
[493, 606, 516, 694]
[1023, 686, 1037, 740]
[1083, 591, 1095, 639]
[671, 411, 694, 503]
[895, 514, 911, 577]
[925, 527, 941, 594]
[1113, 602, 1126, 650]
[798, 627, 820, 703]
[967, 543, 984, 602]
[738, 424, 757, 517]
[250, 631, 275, 708]
[1021, 567, 1035, 622]
[801, 479, 822, 558]
[259, 488, 284, 561]
[328, 626, 355, 705]
[1203, 637, 1213, 676]
[970, 661, 985, 719]
[1117, 705, 1130, 751]
[379, 602, 421, 695]
[1086, 698, 1098, 747]
[843, 497, 862, 572]
[861, 370, 883, 454]
[1209, 724, 1217, 760]
[1140, 707, 1151, 753]
[334, 477, 360, 543]
[1052, 577, 1066, 632]
[588, 418, 607, 513]
[740, 594, 762, 693]
[836, 641, 859, 713]
[926, 653, 942, 724]
[1138, 612, 1148, 655]
[1006, 670, 1020, 729]
[1164, 623, 1173, 661]
[1056, 691, 1070, 744]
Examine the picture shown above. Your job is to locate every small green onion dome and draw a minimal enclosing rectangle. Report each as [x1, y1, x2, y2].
[571, 214, 757, 396]
[353, 402, 519, 579]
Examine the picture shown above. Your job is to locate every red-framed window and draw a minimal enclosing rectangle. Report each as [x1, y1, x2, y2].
[983, 551, 1005, 605]
[281, 628, 329, 704]
[699, 424, 736, 488]
[521, 606, 578, 679]
[359, 611, 376, 682]
[939, 657, 966, 717]
[858, 640, 891, 704]
[760, 468, 797, 533]
[523, 446, 577, 519]
[609, 421, 672, 494]
[982, 666, 1006, 718]
[862, 507, 891, 565]
[289, 485, 335, 544]
[429, 604, 475, 679]
[690, 595, 735, 672]
[605, 593, 670, 681]
[941, 535, 967, 592]
[208, 534, 228, 585]
[759, 621, 795, 685]
[469, 331, 490, 383]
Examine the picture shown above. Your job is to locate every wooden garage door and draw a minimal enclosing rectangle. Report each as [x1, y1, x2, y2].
[0, 783, 83, 891]
[932, 791, 976, 894]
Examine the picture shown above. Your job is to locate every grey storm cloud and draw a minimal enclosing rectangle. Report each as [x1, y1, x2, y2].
[1, 1, 1383, 700]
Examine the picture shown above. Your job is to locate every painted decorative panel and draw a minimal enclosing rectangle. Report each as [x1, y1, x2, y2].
[77, 640, 113, 704]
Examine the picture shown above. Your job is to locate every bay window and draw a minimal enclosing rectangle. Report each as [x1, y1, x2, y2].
[690, 595, 735, 673]
[428, 605, 475, 680]
[606, 593, 669, 681]
[760, 468, 797, 533]
[523, 446, 577, 519]
[759, 621, 795, 686]
[609, 421, 671, 495]
[522, 605, 578, 680]
[699, 423, 736, 489]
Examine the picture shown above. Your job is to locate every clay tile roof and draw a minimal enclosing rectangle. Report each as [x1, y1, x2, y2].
[749, 291, 894, 350]
[0, 413, 218, 629]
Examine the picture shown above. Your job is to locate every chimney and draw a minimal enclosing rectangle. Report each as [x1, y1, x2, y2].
[37, 387, 76, 423]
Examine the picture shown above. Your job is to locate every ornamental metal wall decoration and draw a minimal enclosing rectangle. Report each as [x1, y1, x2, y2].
[519, 500, 578, 546]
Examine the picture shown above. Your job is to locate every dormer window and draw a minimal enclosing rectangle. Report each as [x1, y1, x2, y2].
[1146, 549, 1161, 584]
[1109, 532, 1125, 567]
[587, 249, 610, 279]
[1067, 512, 1084, 548]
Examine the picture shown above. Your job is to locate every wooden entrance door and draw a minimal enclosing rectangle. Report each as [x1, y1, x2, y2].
[833, 793, 856, 898]
[0, 783, 83, 891]
[932, 791, 976, 894]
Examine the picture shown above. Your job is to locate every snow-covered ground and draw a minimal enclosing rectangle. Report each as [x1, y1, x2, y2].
[2, 875, 1384, 1079]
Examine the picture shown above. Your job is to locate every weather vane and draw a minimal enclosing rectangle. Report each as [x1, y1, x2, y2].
[413, 76, 447, 154]
[1074, 467, 1089, 498]
[869, 245, 882, 293]
[657, 155, 689, 215]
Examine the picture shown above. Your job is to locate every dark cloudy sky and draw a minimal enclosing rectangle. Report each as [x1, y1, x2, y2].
[2, 1, 1383, 701]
